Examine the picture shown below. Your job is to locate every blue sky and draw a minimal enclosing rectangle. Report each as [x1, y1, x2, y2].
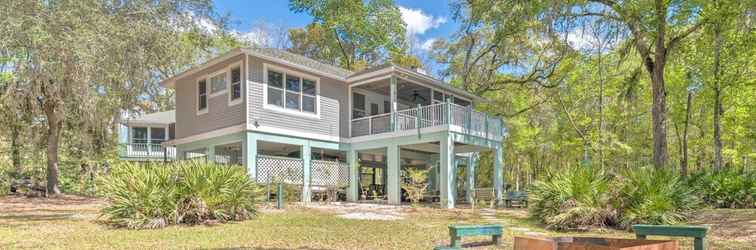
[212, 0, 460, 52]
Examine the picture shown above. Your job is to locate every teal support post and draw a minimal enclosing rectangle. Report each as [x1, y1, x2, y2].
[440, 132, 455, 208]
[389, 75, 397, 132]
[346, 149, 359, 202]
[386, 145, 401, 204]
[301, 142, 312, 203]
[276, 183, 284, 209]
[493, 146, 504, 207]
[466, 153, 478, 204]
[244, 132, 258, 180]
[207, 145, 216, 163]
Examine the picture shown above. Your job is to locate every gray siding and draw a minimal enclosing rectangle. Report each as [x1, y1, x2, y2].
[175, 54, 246, 139]
[247, 56, 349, 139]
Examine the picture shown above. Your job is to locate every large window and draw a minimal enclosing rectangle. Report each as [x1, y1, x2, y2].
[210, 72, 226, 94]
[150, 127, 166, 144]
[266, 68, 318, 114]
[230, 66, 242, 102]
[132, 127, 148, 144]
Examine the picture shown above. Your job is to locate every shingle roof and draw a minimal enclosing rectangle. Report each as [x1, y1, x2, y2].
[244, 47, 353, 79]
[126, 110, 175, 125]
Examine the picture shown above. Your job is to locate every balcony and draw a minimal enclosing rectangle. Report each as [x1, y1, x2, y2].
[350, 102, 505, 140]
[118, 143, 177, 161]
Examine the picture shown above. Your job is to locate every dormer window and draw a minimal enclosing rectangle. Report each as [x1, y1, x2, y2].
[264, 64, 319, 117]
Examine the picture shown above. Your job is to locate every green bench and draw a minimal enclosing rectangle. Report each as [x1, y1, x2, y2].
[435, 224, 503, 249]
[633, 224, 709, 250]
[504, 191, 528, 208]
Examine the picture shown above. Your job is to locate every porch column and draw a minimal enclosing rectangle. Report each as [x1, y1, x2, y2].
[386, 145, 401, 204]
[301, 142, 312, 203]
[389, 75, 397, 131]
[347, 149, 359, 202]
[439, 133, 455, 208]
[207, 145, 215, 163]
[494, 145, 504, 206]
[466, 152, 478, 204]
[243, 132, 258, 180]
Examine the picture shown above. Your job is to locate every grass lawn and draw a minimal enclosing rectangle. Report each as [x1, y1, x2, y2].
[1, 195, 754, 249]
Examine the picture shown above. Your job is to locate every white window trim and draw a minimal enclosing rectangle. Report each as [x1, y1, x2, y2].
[196, 78, 208, 115]
[228, 62, 244, 107]
[262, 63, 321, 119]
[208, 69, 228, 98]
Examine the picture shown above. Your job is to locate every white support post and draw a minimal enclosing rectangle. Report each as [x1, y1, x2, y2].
[386, 145, 401, 204]
[302, 142, 312, 203]
[440, 132, 455, 208]
[347, 149, 359, 202]
[244, 132, 258, 180]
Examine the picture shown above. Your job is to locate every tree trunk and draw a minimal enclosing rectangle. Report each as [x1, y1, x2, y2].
[713, 24, 724, 172]
[649, 0, 670, 169]
[44, 103, 62, 195]
[11, 126, 22, 173]
[648, 63, 669, 169]
[681, 91, 692, 176]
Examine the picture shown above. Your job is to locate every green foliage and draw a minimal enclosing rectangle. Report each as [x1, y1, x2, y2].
[401, 168, 429, 205]
[617, 168, 700, 227]
[529, 165, 616, 230]
[100, 161, 262, 229]
[530, 166, 703, 230]
[289, 0, 409, 70]
[687, 168, 756, 208]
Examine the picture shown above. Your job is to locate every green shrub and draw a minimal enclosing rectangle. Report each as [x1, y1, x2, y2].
[529, 165, 617, 230]
[687, 168, 755, 208]
[617, 168, 700, 228]
[101, 161, 261, 229]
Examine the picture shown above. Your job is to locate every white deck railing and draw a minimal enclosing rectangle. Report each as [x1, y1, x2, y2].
[119, 143, 176, 160]
[350, 102, 504, 139]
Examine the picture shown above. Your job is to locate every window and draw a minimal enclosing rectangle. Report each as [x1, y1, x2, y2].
[285, 75, 300, 109]
[266, 68, 318, 114]
[132, 127, 148, 144]
[230, 66, 242, 102]
[197, 79, 207, 111]
[370, 103, 379, 115]
[352, 92, 366, 118]
[384, 101, 390, 114]
[267, 70, 283, 106]
[210, 72, 226, 94]
[150, 127, 166, 144]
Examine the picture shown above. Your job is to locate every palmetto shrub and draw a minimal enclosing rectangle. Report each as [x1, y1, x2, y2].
[687, 168, 755, 208]
[101, 161, 261, 229]
[529, 165, 617, 230]
[617, 168, 700, 228]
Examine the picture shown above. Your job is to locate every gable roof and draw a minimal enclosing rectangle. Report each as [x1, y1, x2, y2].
[244, 47, 352, 79]
[159, 48, 484, 102]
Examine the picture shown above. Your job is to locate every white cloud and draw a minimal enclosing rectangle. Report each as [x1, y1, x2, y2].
[420, 38, 437, 51]
[398, 6, 447, 35]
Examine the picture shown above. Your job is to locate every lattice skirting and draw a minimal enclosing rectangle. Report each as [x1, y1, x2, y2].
[256, 155, 349, 188]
